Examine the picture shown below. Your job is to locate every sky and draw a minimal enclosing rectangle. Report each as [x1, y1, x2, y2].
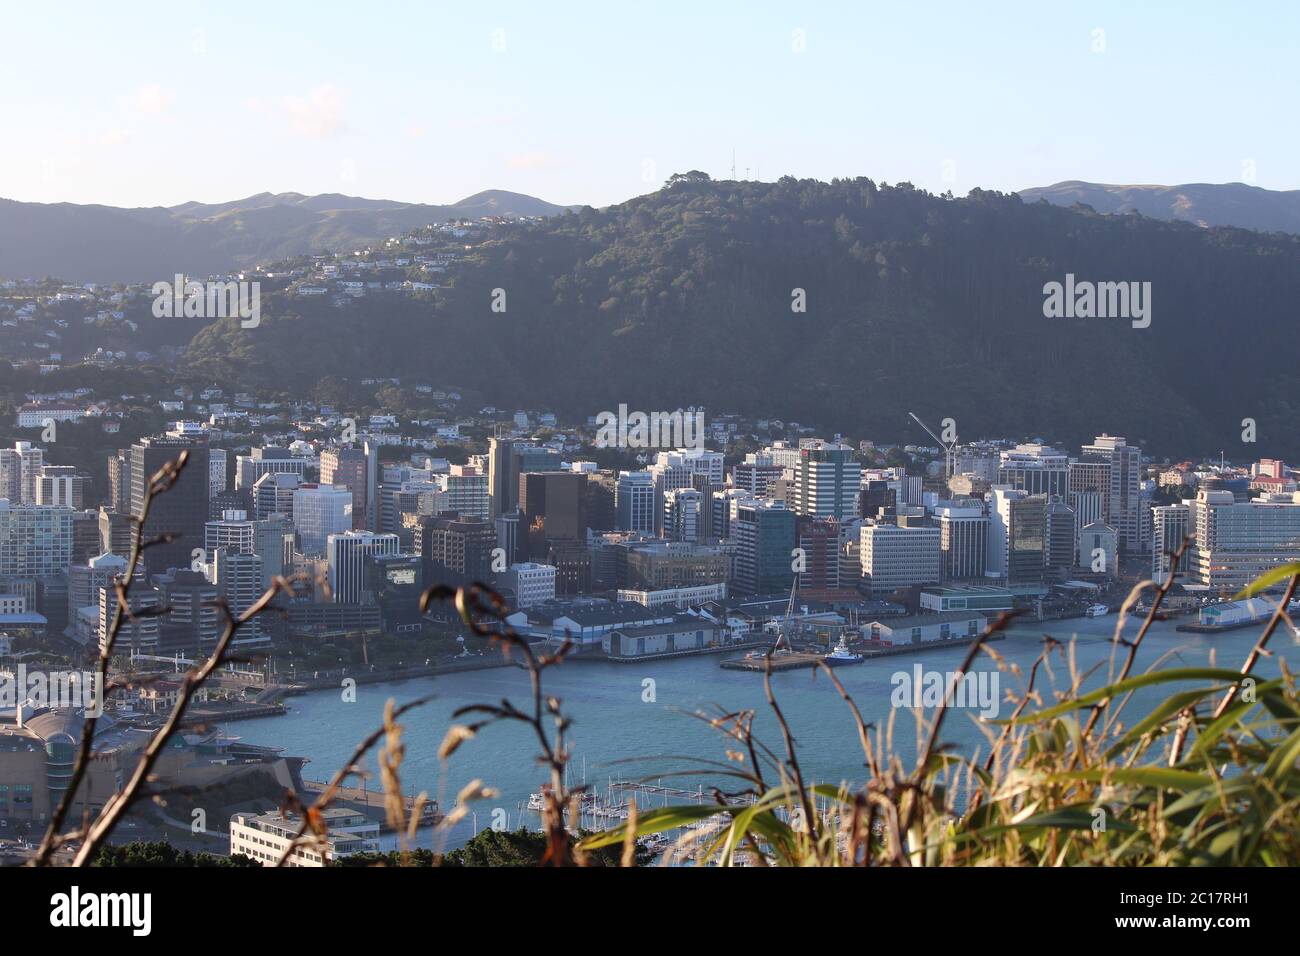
[2, 1, 1296, 209]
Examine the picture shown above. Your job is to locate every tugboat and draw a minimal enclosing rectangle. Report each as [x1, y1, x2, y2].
[823, 636, 863, 667]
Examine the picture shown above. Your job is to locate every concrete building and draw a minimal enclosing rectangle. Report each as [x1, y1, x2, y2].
[34, 465, 87, 510]
[616, 583, 728, 609]
[859, 522, 942, 595]
[505, 562, 557, 608]
[230, 809, 378, 866]
[1185, 490, 1300, 592]
[998, 443, 1069, 498]
[1078, 522, 1118, 576]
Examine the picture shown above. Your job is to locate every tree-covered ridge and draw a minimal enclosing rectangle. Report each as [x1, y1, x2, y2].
[186, 175, 1300, 456]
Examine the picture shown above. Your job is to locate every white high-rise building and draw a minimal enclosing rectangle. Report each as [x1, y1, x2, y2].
[998, 444, 1069, 498]
[0, 441, 44, 504]
[326, 531, 399, 604]
[209, 448, 228, 496]
[236, 447, 309, 490]
[210, 547, 267, 644]
[35, 465, 86, 509]
[664, 488, 703, 543]
[292, 484, 354, 556]
[649, 450, 723, 533]
[794, 441, 861, 522]
[436, 465, 489, 520]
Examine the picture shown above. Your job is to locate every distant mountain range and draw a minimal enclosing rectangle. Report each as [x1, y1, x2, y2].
[0, 189, 579, 282]
[1017, 181, 1300, 234]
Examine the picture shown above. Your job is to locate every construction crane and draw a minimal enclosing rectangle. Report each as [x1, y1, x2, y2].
[771, 573, 800, 654]
[908, 411, 958, 478]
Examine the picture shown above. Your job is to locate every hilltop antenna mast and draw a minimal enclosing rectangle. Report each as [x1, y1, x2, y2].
[908, 411, 958, 478]
[731, 149, 736, 181]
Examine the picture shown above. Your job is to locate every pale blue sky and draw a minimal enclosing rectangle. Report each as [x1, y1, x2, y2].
[2, 1, 1294, 208]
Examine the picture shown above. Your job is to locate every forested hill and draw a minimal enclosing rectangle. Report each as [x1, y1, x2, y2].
[185, 174, 1300, 456]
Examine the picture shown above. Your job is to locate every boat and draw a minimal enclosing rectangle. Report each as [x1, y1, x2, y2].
[823, 637, 863, 667]
[1086, 604, 1111, 618]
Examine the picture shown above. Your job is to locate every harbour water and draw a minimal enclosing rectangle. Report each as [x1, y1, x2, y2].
[222, 614, 1299, 850]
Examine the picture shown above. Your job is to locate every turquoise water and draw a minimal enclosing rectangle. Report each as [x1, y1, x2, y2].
[221, 615, 1298, 849]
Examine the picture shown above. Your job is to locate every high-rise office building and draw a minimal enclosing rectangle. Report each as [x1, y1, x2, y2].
[1079, 435, 1141, 553]
[732, 499, 796, 595]
[98, 583, 162, 653]
[436, 465, 489, 521]
[253, 471, 300, 522]
[235, 446, 309, 490]
[0, 441, 44, 504]
[859, 522, 942, 595]
[987, 487, 1047, 583]
[156, 569, 221, 654]
[488, 439, 564, 518]
[1151, 502, 1190, 579]
[616, 471, 656, 534]
[1044, 497, 1077, 579]
[418, 515, 496, 587]
[210, 547, 267, 644]
[0, 501, 74, 580]
[326, 531, 399, 604]
[107, 449, 132, 514]
[97, 507, 132, 558]
[663, 488, 703, 543]
[1185, 490, 1300, 591]
[794, 442, 862, 522]
[292, 483, 353, 556]
[321, 446, 373, 531]
[35, 465, 87, 509]
[209, 448, 228, 497]
[859, 479, 897, 521]
[519, 471, 586, 561]
[998, 444, 1069, 498]
[711, 487, 752, 541]
[130, 435, 210, 574]
[795, 515, 841, 592]
[934, 503, 988, 581]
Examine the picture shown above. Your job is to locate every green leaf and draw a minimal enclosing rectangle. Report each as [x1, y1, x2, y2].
[1234, 563, 1300, 599]
[998, 668, 1248, 724]
[1050, 767, 1210, 792]
[576, 804, 729, 850]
